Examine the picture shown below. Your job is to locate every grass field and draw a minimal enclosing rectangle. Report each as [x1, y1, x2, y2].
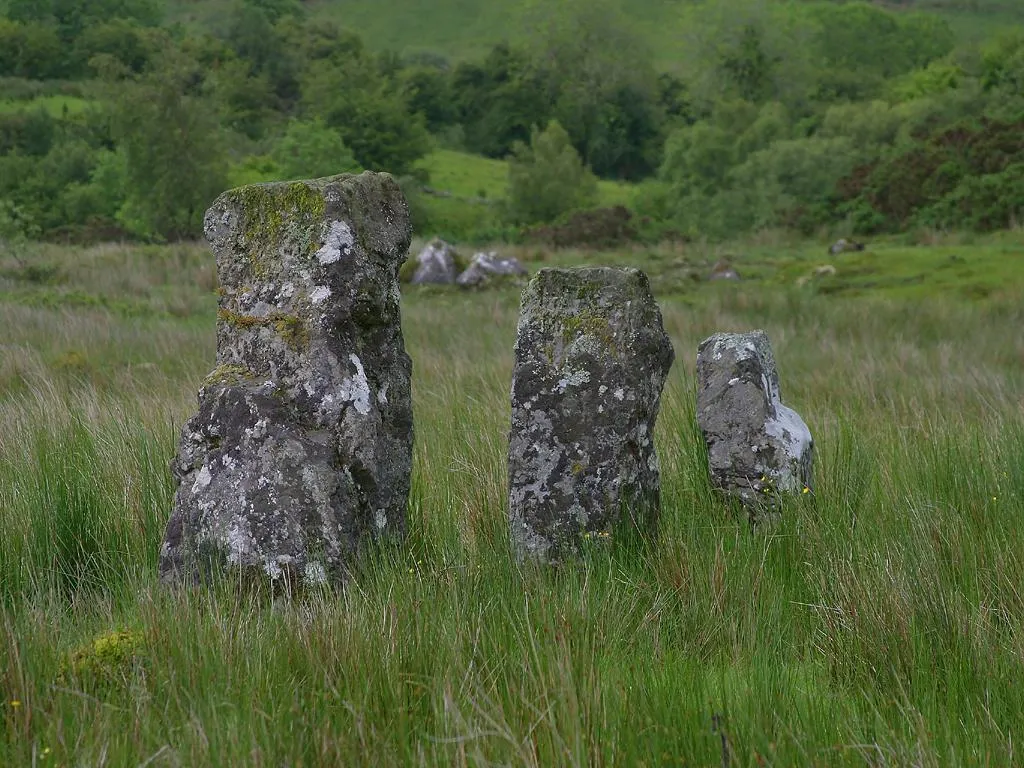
[413, 150, 636, 242]
[164, 0, 1024, 64]
[0, 94, 91, 117]
[2, 231, 1024, 764]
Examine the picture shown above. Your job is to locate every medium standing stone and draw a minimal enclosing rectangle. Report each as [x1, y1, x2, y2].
[696, 330, 813, 509]
[508, 267, 675, 562]
[159, 172, 414, 587]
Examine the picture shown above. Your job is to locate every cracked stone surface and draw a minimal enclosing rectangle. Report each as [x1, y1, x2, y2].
[696, 330, 813, 509]
[508, 267, 675, 563]
[159, 172, 413, 587]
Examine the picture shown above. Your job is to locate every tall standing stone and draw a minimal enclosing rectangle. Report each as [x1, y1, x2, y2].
[508, 267, 675, 562]
[159, 173, 413, 587]
[696, 330, 813, 510]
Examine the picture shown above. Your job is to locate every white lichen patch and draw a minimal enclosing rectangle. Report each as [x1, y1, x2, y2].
[613, 388, 625, 401]
[191, 465, 212, 495]
[338, 354, 372, 415]
[374, 509, 387, 531]
[310, 285, 332, 305]
[317, 220, 354, 265]
[555, 369, 591, 393]
[226, 521, 255, 565]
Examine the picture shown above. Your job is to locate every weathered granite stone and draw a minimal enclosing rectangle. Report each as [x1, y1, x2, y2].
[456, 251, 528, 287]
[159, 172, 413, 587]
[411, 238, 457, 284]
[508, 267, 675, 562]
[696, 330, 813, 509]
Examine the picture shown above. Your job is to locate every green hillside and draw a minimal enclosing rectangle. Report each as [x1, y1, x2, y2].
[165, 0, 1024, 65]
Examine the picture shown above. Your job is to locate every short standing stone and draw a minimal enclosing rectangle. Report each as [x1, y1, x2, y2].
[696, 330, 812, 509]
[159, 172, 414, 587]
[508, 267, 675, 562]
[411, 238, 457, 284]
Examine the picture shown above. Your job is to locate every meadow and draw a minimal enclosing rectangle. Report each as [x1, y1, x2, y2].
[2, 232, 1024, 765]
[164, 0, 1024, 62]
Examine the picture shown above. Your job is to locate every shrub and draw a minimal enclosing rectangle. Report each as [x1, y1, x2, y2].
[505, 120, 597, 225]
[524, 205, 638, 249]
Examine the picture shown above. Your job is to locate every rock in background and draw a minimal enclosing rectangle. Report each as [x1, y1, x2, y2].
[410, 238, 458, 284]
[159, 172, 414, 588]
[456, 251, 528, 287]
[696, 330, 813, 511]
[508, 267, 675, 562]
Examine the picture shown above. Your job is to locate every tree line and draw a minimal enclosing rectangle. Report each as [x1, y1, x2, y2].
[1, 0, 1023, 243]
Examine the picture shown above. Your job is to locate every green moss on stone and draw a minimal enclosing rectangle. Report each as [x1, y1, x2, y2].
[218, 308, 310, 352]
[561, 309, 617, 352]
[202, 363, 253, 388]
[229, 181, 327, 278]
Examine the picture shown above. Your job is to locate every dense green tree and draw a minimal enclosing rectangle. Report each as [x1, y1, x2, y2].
[240, 0, 304, 24]
[104, 47, 227, 239]
[7, 0, 161, 35]
[300, 55, 429, 175]
[0, 109, 57, 157]
[0, 19, 62, 78]
[210, 58, 280, 139]
[981, 30, 1024, 96]
[73, 18, 153, 73]
[505, 120, 597, 225]
[683, 0, 818, 111]
[530, 0, 665, 179]
[451, 43, 550, 158]
[400, 65, 455, 133]
[804, 2, 954, 101]
[271, 119, 361, 180]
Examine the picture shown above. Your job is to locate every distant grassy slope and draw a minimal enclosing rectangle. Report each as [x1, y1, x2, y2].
[164, 0, 1024, 65]
[413, 149, 635, 242]
[0, 95, 91, 116]
[418, 149, 633, 205]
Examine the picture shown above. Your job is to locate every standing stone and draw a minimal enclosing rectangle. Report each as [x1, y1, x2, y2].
[159, 172, 413, 587]
[508, 267, 675, 562]
[411, 238, 458, 284]
[696, 330, 812, 509]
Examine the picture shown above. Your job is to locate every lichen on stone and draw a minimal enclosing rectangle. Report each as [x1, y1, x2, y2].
[508, 267, 675, 563]
[161, 172, 414, 590]
[228, 180, 329, 278]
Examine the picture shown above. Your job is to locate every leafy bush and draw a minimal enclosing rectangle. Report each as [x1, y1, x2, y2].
[835, 118, 1024, 233]
[524, 205, 637, 249]
[505, 120, 597, 225]
[272, 118, 361, 180]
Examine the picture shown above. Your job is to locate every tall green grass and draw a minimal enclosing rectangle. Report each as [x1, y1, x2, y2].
[2, 239, 1024, 764]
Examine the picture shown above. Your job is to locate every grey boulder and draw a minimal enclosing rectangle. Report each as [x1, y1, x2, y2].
[411, 238, 458, 284]
[456, 251, 528, 287]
